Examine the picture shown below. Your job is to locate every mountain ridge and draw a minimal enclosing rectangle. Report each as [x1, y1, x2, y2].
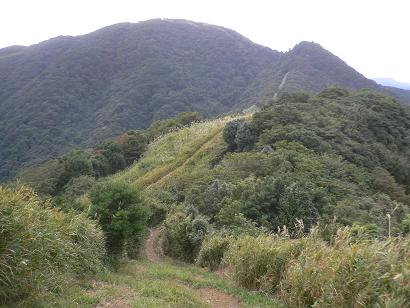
[1, 18, 409, 181]
[374, 77, 410, 90]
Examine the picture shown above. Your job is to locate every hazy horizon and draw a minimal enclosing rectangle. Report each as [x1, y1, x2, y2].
[1, 0, 409, 82]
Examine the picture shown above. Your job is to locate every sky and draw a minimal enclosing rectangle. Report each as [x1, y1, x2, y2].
[1, 0, 409, 81]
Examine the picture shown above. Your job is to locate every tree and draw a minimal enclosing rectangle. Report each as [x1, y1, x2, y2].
[117, 131, 148, 164]
[223, 119, 256, 151]
[89, 182, 149, 267]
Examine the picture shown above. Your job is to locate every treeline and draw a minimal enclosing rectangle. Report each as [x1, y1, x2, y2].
[17, 112, 200, 197]
[162, 89, 410, 262]
[157, 89, 410, 306]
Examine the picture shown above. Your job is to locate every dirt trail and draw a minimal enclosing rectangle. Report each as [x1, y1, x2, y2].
[273, 71, 289, 101]
[146, 227, 162, 262]
[145, 228, 240, 307]
[197, 288, 239, 308]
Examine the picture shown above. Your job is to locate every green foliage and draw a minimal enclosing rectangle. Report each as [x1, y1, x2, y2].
[57, 150, 94, 190]
[2, 20, 410, 183]
[89, 182, 149, 267]
[116, 130, 148, 164]
[0, 18, 282, 182]
[224, 235, 307, 290]
[278, 232, 410, 307]
[146, 112, 201, 141]
[334, 194, 407, 236]
[219, 176, 323, 233]
[0, 186, 105, 303]
[221, 232, 410, 307]
[223, 119, 256, 151]
[400, 214, 410, 234]
[196, 233, 234, 270]
[17, 111, 200, 196]
[163, 211, 210, 262]
[253, 90, 410, 192]
[63, 175, 96, 198]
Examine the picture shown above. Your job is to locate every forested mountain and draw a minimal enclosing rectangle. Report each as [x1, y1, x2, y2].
[1, 19, 410, 181]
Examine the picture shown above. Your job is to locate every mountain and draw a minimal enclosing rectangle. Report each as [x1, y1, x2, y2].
[374, 77, 410, 90]
[1, 19, 410, 181]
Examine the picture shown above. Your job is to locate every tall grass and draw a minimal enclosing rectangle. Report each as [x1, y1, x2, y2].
[0, 186, 105, 303]
[111, 117, 238, 189]
[199, 230, 409, 307]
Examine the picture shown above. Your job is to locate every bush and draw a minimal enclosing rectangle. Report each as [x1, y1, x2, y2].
[222, 119, 256, 151]
[223, 119, 243, 150]
[89, 182, 149, 267]
[63, 175, 96, 198]
[196, 233, 233, 270]
[0, 186, 105, 303]
[163, 211, 210, 262]
[401, 214, 410, 234]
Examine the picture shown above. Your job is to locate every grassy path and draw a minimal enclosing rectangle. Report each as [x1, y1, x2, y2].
[144, 227, 239, 308]
[34, 227, 280, 307]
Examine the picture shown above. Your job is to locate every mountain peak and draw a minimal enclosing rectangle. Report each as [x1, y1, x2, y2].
[290, 41, 329, 56]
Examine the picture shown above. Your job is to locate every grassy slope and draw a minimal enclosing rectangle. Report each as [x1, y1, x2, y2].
[26, 114, 280, 307]
[111, 116, 240, 189]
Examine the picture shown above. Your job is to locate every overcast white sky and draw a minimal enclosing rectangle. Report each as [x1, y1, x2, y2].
[1, 0, 409, 81]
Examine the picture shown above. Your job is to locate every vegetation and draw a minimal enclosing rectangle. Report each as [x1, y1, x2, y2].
[207, 230, 409, 307]
[17, 111, 200, 197]
[0, 185, 105, 304]
[89, 182, 149, 266]
[3, 86, 410, 306]
[25, 259, 279, 307]
[0, 19, 278, 182]
[2, 19, 409, 183]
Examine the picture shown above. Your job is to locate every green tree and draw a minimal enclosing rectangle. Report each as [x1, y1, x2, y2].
[89, 182, 149, 267]
[117, 131, 148, 164]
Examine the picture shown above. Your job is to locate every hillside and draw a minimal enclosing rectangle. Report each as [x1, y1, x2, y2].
[5, 88, 410, 306]
[1, 19, 410, 181]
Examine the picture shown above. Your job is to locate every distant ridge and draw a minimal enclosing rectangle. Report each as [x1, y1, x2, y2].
[373, 77, 410, 90]
[1, 18, 409, 181]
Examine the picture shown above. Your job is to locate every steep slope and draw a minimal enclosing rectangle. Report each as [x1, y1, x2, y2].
[240, 42, 410, 105]
[1, 19, 410, 181]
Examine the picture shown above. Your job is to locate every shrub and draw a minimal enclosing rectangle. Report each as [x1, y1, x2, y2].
[89, 182, 149, 267]
[163, 211, 210, 262]
[401, 214, 410, 234]
[63, 175, 96, 198]
[199, 180, 232, 217]
[163, 211, 196, 261]
[223, 119, 243, 150]
[0, 186, 105, 303]
[196, 233, 233, 270]
[222, 119, 256, 152]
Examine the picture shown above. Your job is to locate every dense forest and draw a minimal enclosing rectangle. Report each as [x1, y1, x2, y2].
[1, 19, 410, 182]
[3, 88, 409, 306]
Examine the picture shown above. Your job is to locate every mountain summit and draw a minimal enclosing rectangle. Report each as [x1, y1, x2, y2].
[0, 19, 409, 180]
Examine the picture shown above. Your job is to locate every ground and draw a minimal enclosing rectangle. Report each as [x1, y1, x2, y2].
[31, 228, 279, 307]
